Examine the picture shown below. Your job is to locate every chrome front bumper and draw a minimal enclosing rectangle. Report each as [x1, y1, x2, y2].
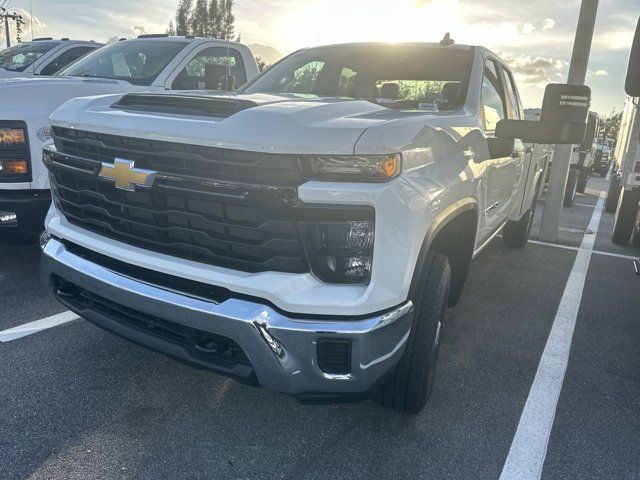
[40, 238, 414, 399]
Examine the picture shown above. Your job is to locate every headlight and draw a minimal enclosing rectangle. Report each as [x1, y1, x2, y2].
[0, 121, 30, 182]
[301, 154, 401, 182]
[302, 220, 375, 284]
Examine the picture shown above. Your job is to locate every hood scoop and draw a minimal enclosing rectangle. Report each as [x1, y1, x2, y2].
[111, 93, 258, 118]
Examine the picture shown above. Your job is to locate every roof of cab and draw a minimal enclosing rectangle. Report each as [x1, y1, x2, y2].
[300, 41, 476, 51]
[129, 34, 244, 47]
[29, 38, 103, 45]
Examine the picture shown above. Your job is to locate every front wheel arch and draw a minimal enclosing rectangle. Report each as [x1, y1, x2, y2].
[409, 198, 478, 308]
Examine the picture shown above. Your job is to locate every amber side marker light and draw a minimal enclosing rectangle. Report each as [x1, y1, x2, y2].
[0, 160, 29, 175]
[380, 154, 400, 178]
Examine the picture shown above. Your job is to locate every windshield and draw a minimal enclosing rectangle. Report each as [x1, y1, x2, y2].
[0, 42, 58, 72]
[241, 44, 473, 110]
[57, 40, 188, 86]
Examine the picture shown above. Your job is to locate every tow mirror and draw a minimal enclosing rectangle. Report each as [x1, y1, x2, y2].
[625, 17, 640, 96]
[496, 83, 591, 144]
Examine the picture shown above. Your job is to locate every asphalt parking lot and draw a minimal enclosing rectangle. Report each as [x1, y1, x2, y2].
[1, 175, 639, 480]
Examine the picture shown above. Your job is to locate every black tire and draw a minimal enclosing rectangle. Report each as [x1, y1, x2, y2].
[503, 182, 538, 248]
[612, 189, 640, 245]
[605, 175, 621, 213]
[632, 227, 640, 248]
[377, 253, 451, 414]
[564, 169, 578, 207]
[577, 177, 587, 194]
[600, 168, 608, 178]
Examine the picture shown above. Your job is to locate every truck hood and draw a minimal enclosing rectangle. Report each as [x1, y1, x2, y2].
[0, 76, 143, 116]
[49, 91, 439, 154]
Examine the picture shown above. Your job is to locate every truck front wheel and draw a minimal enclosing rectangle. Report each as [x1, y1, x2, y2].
[377, 253, 451, 414]
[612, 189, 640, 245]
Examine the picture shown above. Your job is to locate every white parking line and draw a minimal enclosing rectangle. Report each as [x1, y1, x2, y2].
[528, 238, 639, 261]
[0, 311, 79, 343]
[572, 202, 595, 208]
[500, 191, 606, 480]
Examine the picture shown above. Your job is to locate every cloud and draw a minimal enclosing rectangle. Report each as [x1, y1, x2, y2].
[522, 23, 536, 34]
[595, 69, 609, 76]
[594, 28, 636, 50]
[542, 18, 555, 31]
[132, 26, 147, 37]
[500, 53, 568, 85]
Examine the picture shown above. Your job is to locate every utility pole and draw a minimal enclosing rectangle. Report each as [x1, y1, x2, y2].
[0, 8, 24, 48]
[539, 0, 599, 242]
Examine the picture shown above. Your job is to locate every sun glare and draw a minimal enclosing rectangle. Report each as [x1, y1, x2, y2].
[277, 0, 464, 48]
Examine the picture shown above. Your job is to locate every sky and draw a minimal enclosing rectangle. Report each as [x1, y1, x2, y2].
[1, 0, 637, 115]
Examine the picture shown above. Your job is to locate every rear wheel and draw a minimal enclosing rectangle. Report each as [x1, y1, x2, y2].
[605, 175, 621, 213]
[612, 189, 640, 245]
[564, 169, 578, 207]
[503, 183, 538, 248]
[377, 253, 450, 414]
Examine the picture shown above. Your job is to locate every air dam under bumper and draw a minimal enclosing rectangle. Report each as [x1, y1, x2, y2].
[40, 238, 414, 399]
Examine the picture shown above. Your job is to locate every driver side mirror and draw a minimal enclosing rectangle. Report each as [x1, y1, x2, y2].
[625, 17, 640, 96]
[496, 83, 591, 144]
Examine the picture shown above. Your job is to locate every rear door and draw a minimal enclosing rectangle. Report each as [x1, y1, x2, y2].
[497, 63, 527, 217]
[481, 59, 525, 225]
[37, 45, 98, 75]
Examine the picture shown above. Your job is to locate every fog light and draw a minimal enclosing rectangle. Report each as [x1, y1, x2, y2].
[0, 211, 17, 225]
[317, 339, 351, 375]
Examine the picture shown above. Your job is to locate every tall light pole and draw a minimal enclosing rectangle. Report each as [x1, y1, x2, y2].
[0, 8, 24, 47]
[539, 0, 599, 242]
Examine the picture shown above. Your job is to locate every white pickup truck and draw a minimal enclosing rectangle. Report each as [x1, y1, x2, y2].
[0, 38, 102, 79]
[40, 41, 585, 412]
[0, 35, 258, 241]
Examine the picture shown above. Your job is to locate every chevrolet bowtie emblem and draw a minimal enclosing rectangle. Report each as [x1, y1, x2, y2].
[98, 158, 157, 191]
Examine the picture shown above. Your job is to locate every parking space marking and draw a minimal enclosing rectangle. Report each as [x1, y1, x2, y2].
[500, 192, 606, 480]
[0, 311, 79, 343]
[528, 238, 638, 261]
[572, 202, 595, 208]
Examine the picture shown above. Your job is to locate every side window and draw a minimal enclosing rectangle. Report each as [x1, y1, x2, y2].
[500, 67, 524, 120]
[40, 46, 96, 75]
[336, 67, 357, 97]
[481, 59, 507, 132]
[276, 61, 325, 95]
[172, 47, 247, 90]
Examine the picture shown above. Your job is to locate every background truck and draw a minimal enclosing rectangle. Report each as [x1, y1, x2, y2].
[40, 41, 587, 413]
[593, 137, 613, 177]
[0, 35, 258, 242]
[607, 96, 640, 246]
[0, 38, 102, 78]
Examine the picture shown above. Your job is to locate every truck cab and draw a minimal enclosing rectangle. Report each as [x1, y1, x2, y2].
[0, 35, 258, 242]
[0, 38, 102, 78]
